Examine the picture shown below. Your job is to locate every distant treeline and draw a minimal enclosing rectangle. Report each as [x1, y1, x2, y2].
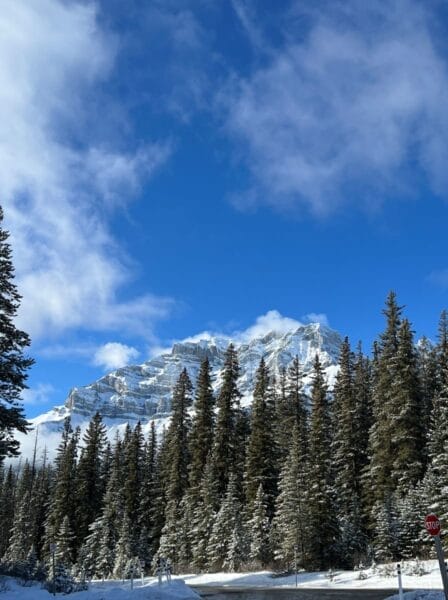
[1, 292, 447, 579]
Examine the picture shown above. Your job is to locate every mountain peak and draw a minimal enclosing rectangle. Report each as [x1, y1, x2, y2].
[18, 317, 343, 461]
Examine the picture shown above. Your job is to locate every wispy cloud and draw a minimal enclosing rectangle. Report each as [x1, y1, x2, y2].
[223, 0, 448, 215]
[0, 0, 173, 342]
[427, 269, 448, 288]
[93, 342, 140, 371]
[22, 383, 55, 406]
[231, 0, 267, 54]
[303, 312, 329, 326]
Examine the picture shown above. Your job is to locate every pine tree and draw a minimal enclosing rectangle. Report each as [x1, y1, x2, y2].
[75, 412, 107, 546]
[188, 358, 215, 490]
[417, 336, 438, 441]
[248, 484, 271, 568]
[426, 312, 448, 526]
[165, 369, 193, 503]
[245, 358, 277, 516]
[307, 354, 338, 570]
[55, 515, 76, 567]
[3, 490, 33, 565]
[157, 370, 193, 566]
[372, 493, 399, 562]
[190, 457, 218, 572]
[208, 473, 249, 572]
[0, 466, 16, 557]
[390, 319, 425, 495]
[44, 421, 79, 555]
[398, 484, 427, 559]
[210, 344, 241, 501]
[285, 357, 307, 453]
[0, 207, 34, 463]
[332, 338, 357, 513]
[30, 458, 53, 560]
[353, 345, 373, 493]
[113, 512, 133, 579]
[137, 422, 157, 570]
[272, 424, 309, 569]
[331, 338, 367, 566]
[368, 292, 403, 505]
[123, 421, 144, 528]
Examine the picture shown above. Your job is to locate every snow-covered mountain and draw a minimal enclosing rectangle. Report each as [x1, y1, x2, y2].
[20, 322, 343, 462]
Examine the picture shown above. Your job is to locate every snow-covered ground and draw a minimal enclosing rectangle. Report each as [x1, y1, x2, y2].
[0, 578, 199, 600]
[176, 559, 446, 590]
[2, 560, 447, 599]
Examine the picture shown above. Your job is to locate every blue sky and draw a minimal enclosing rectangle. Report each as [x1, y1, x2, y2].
[2, 0, 448, 417]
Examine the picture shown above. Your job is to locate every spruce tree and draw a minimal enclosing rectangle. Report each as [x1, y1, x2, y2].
[137, 421, 157, 570]
[331, 338, 367, 566]
[3, 490, 33, 565]
[245, 357, 277, 516]
[165, 369, 193, 502]
[55, 515, 76, 567]
[390, 319, 425, 495]
[75, 412, 107, 546]
[0, 466, 16, 557]
[44, 421, 79, 556]
[272, 424, 309, 569]
[113, 513, 133, 579]
[307, 355, 338, 570]
[372, 493, 399, 562]
[190, 456, 218, 572]
[188, 358, 215, 490]
[208, 472, 249, 572]
[210, 344, 241, 501]
[0, 207, 34, 463]
[248, 484, 271, 568]
[426, 312, 448, 526]
[368, 292, 403, 505]
[158, 369, 193, 565]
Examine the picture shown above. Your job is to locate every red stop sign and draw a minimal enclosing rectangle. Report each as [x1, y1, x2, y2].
[425, 514, 441, 536]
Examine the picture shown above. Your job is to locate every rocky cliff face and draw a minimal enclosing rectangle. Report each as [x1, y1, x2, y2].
[22, 322, 343, 461]
[64, 322, 342, 420]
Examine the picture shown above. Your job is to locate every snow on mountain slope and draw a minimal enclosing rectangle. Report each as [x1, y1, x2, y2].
[18, 322, 343, 462]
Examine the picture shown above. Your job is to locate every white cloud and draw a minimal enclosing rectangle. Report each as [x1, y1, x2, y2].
[236, 310, 304, 341]
[303, 312, 329, 326]
[93, 342, 140, 371]
[21, 383, 55, 406]
[223, 0, 448, 214]
[0, 0, 172, 341]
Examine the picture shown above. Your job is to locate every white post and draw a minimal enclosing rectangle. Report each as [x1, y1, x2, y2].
[396, 563, 404, 600]
[434, 535, 448, 600]
[157, 567, 162, 586]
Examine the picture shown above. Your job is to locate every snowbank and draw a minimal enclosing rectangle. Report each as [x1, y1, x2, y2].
[0, 578, 200, 600]
[177, 559, 447, 590]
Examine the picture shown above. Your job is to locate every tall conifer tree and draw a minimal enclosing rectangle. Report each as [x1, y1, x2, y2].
[307, 355, 338, 569]
[210, 344, 241, 501]
[0, 207, 33, 463]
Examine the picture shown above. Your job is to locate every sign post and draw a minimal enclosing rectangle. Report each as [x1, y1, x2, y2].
[425, 513, 448, 600]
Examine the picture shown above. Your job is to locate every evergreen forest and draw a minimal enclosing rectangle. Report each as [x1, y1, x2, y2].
[2, 292, 448, 581]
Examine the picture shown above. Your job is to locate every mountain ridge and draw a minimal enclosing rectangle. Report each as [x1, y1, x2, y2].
[18, 321, 343, 461]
